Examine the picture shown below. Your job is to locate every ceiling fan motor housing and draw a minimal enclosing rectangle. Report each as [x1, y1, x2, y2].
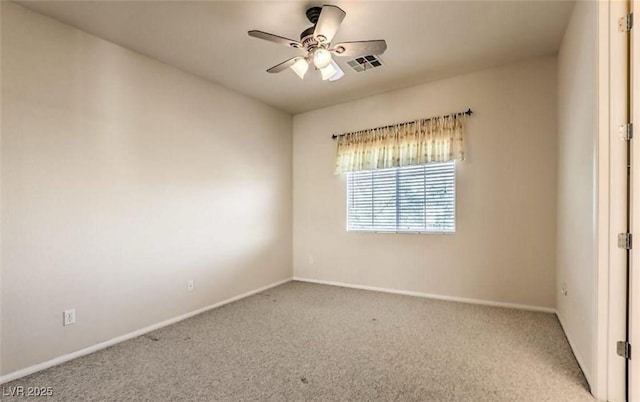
[300, 26, 319, 49]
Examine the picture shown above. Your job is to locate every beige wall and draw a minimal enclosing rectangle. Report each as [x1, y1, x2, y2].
[0, 2, 292, 375]
[293, 57, 558, 309]
[556, 0, 598, 386]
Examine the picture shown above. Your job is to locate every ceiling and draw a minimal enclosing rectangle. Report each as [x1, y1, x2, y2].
[14, 1, 575, 114]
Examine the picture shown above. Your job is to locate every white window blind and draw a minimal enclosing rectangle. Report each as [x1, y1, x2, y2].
[346, 161, 456, 233]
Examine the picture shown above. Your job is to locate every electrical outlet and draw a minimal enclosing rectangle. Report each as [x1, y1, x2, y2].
[63, 309, 76, 326]
[560, 282, 568, 296]
[187, 280, 194, 292]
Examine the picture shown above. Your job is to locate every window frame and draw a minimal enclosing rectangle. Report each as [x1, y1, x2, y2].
[345, 161, 456, 235]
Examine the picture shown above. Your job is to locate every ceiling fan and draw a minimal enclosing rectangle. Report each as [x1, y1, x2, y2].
[248, 5, 387, 82]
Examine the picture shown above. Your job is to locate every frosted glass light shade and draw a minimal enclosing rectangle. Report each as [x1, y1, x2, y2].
[320, 62, 337, 80]
[290, 58, 309, 79]
[313, 48, 332, 69]
[328, 60, 344, 81]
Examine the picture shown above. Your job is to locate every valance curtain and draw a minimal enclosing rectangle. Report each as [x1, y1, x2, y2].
[334, 114, 466, 174]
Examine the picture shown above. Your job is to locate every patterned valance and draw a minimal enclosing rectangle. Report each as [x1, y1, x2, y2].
[334, 112, 467, 174]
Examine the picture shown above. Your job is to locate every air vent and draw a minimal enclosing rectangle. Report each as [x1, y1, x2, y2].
[347, 55, 383, 72]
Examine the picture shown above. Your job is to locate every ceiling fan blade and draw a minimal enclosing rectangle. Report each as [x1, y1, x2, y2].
[267, 57, 304, 73]
[331, 40, 387, 57]
[248, 30, 302, 49]
[313, 5, 346, 43]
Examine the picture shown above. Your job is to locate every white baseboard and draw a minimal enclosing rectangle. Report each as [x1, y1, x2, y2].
[0, 277, 293, 385]
[293, 277, 557, 314]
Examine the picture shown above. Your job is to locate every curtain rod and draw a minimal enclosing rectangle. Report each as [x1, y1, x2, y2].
[330, 108, 473, 140]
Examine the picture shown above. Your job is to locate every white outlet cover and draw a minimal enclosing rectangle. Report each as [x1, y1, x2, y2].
[63, 309, 76, 326]
[187, 280, 194, 291]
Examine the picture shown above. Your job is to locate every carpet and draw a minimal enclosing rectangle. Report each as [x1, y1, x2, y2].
[2, 281, 593, 401]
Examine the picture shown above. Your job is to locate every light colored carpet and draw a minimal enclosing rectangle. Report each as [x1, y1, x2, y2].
[3, 281, 593, 401]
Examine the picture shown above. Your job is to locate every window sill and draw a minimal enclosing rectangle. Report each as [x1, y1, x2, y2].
[347, 229, 455, 235]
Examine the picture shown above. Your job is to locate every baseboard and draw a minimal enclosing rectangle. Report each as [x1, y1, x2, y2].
[293, 277, 557, 314]
[0, 277, 293, 385]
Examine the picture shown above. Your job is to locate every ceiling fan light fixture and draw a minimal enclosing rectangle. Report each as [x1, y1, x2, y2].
[328, 60, 344, 81]
[248, 5, 387, 83]
[313, 48, 332, 69]
[320, 62, 338, 80]
[290, 58, 309, 79]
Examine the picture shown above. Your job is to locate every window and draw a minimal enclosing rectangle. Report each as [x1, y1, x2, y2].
[346, 161, 456, 233]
